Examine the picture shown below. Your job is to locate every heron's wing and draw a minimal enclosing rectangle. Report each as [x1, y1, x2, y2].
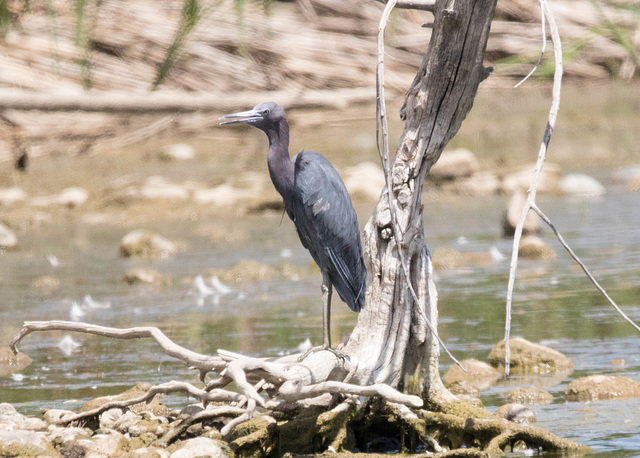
[292, 151, 366, 312]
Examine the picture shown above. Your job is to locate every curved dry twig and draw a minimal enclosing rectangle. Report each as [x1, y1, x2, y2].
[10, 320, 226, 377]
[514, 0, 547, 89]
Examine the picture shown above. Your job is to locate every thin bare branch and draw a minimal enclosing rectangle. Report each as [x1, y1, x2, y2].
[514, 0, 547, 88]
[375, 0, 436, 11]
[56, 380, 244, 426]
[531, 203, 640, 333]
[504, 0, 563, 377]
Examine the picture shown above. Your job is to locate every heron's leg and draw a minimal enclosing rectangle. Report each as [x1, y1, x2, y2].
[321, 270, 332, 349]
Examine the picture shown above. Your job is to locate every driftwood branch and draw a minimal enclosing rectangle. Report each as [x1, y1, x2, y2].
[9, 321, 226, 377]
[9, 320, 423, 420]
[375, 0, 436, 11]
[55, 380, 245, 426]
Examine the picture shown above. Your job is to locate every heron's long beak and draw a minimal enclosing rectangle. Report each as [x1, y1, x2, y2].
[219, 109, 262, 125]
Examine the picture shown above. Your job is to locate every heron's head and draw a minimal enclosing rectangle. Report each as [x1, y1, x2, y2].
[220, 102, 286, 133]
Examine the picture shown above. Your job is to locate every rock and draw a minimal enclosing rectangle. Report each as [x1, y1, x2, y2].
[159, 143, 195, 161]
[124, 268, 170, 286]
[611, 165, 640, 185]
[82, 383, 167, 417]
[120, 230, 178, 259]
[100, 408, 124, 429]
[502, 162, 562, 194]
[0, 222, 17, 248]
[58, 187, 89, 207]
[0, 187, 26, 206]
[211, 259, 306, 283]
[75, 430, 128, 457]
[31, 187, 89, 208]
[0, 347, 32, 377]
[447, 171, 500, 196]
[0, 403, 46, 431]
[170, 437, 229, 458]
[0, 430, 58, 456]
[447, 380, 480, 397]
[559, 174, 605, 197]
[343, 162, 385, 201]
[141, 176, 190, 200]
[30, 275, 60, 290]
[502, 191, 540, 236]
[134, 446, 171, 457]
[444, 359, 501, 390]
[46, 425, 92, 448]
[194, 184, 257, 207]
[430, 149, 479, 180]
[112, 410, 146, 436]
[488, 337, 573, 374]
[628, 177, 640, 192]
[565, 375, 640, 402]
[43, 409, 76, 424]
[431, 247, 465, 270]
[518, 235, 556, 259]
[506, 386, 553, 405]
[495, 403, 536, 424]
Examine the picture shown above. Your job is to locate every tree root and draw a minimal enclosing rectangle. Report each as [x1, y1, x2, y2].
[10, 320, 588, 454]
[9, 321, 421, 431]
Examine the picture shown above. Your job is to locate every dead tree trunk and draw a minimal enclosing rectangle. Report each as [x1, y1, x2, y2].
[343, 0, 497, 403]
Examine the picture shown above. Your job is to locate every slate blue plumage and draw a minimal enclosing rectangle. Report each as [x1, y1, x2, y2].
[221, 102, 365, 348]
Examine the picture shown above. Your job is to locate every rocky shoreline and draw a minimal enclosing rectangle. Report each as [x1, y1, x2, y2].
[2, 336, 638, 456]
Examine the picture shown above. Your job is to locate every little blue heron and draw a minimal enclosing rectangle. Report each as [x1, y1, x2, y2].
[221, 102, 366, 351]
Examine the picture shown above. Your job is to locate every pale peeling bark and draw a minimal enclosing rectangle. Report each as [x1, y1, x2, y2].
[343, 0, 497, 400]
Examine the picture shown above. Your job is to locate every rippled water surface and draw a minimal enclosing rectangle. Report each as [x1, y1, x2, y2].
[1, 83, 639, 455]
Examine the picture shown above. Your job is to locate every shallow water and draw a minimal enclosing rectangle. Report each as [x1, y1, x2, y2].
[1, 83, 640, 454]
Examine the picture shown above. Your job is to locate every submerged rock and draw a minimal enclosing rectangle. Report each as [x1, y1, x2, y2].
[518, 235, 556, 259]
[496, 403, 536, 424]
[502, 191, 540, 236]
[565, 375, 640, 402]
[488, 337, 573, 374]
[120, 230, 178, 259]
[0, 348, 32, 378]
[444, 359, 501, 390]
[559, 173, 605, 197]
[506, 386, 553, 405]
[124, 268, 171, 286]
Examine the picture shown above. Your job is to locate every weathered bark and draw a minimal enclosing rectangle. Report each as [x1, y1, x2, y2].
[343, 0, 497, 401]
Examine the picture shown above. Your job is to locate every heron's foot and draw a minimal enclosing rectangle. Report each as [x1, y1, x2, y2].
[297, 344, 348, 362]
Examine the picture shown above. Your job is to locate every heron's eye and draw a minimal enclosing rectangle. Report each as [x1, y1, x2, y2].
[263, 109, 270, 116]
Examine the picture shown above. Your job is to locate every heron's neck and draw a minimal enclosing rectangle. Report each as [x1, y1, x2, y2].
[266, 122, 294, 199]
